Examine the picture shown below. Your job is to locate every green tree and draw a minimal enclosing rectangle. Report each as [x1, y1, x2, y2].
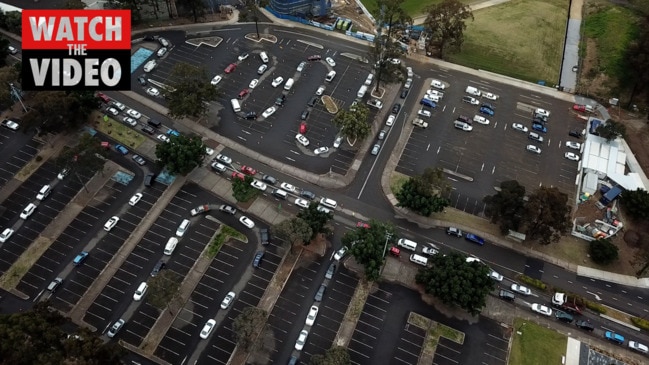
[154, 134, 206, 175]
[231, 175, 259, 202]
[166, 62, 218, 119]
[370, 0, 413, 92]
[232, 307, 267, 351]
[621, 188, 649, 220]
[395, 170, 450, 216]
[274, 217, 313, 249]
[332, 104, 371, 146]
[415, 252, 494, 315]
[63, 0, 87, 8]
[596, 119, 626, 142]
[524, 186, 570, 244]
[589, 238, 619, 265]
[423, 0, 474, 59]
[56, 133, 108, 178]
[0, 37, 9, 68]
[483, 180, 526, 234]
[21, 91, 95, 134]
[0, 302, 126, 364]
[0, 11, 22, 34]
[0, 65, 20, 110]
[297, 202, 333, 241]
[106, 0, 144, 24]
[147, 270, 183, 311]
[342, 220, 397, 281]
[623, 16, 649, 106]
[177, 0, 207, 22]
[310, 346, 352, 365]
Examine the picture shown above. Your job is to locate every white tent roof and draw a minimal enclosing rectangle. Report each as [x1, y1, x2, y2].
[582, 134, 646, 191]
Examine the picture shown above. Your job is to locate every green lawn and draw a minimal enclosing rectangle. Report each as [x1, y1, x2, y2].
[509, 318, 567, 365]
[360, 0, 437, 17]
[447, 0, 569, 84]
[583, 5, 638, 80]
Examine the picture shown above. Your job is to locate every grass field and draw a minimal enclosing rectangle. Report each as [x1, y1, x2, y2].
[93, 112, 146, 150]
[447, 0, 568, 84]
[509, 318, 567, 365]
[360, 0, 436, 17]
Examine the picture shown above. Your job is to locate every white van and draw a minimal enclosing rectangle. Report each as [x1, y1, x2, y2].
[176, 219, 190, 237]
[409, 254, 428, 267]
[397, 238, 417, 251]
[364, 73, 374, 86]
[133, 282, 148, 301]
[357, 85, 368, 98]
[36, 185, 51, 200]
[465, 86, 481, 96]
[325, 70, 336, 82]
[284, 78, 294, 91]
[230, 98, 241, 112]
[164, 237, 178, 255]
[319, 197, 337, 209]
[272, 189, 288, 200]
[454, 120, 473, 131]
[259, 51, 269, 63]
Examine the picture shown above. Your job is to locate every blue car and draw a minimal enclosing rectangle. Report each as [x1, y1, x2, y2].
[166, 129, 180, 137]
[532, 123, 547, 133]
[465, 233, 485, 246]
[114, 144, 129, 155]
[73, 251, 89, 266]
[479, 106, 494, 116]
[420, 98, 436, 108]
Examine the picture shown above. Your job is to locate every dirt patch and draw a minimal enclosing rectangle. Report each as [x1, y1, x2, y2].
[619, 116, 649, 173]
[331, 3, 376, 34]
[322, 95, 339, 114]
[577, 38, 614, 98]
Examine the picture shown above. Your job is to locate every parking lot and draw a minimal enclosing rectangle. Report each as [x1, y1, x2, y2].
[396, 77, 580, 215]
[0, 161, 90, 277]
[0, 131, 42, 189]
[137, 32, 373, 175]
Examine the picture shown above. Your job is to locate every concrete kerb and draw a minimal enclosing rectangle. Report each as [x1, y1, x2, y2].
[69, 175, 188, 330]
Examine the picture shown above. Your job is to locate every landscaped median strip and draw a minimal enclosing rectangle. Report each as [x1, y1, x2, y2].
[407, 312, 465, 365]
[332, 279, 373, 347]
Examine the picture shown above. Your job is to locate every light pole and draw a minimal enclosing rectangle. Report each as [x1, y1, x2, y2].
[9, 83, 28, 113]
[380, 232, 393, 275]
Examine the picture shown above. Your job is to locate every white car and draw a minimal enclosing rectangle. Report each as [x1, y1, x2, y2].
[511, 284, 532, 295]
[489, 270, 503, 282]
[334, 246, 348, 260]
[484, 92, 499, 100]
[211, 75, 222, 86]
[157, 134, 170, 143]
[262, 106, 277, 118]
[146, 87, 160, 97]
[216, 154, 232, 165]
[104, 216, 120, 231]
[123, 117, 137, 126]
[629, 341, 649, 354]
[20, 203, 36, 219]
[386, 115, 395, 126]
[294, 198, 309, 209]
[314, 146, 329, 155]
[565, 152, 580, 161]
[535, 108, 550, 117]
[427, 89, 443, 99]
[106, 107, 119, 116]
[257, 64, 268, 75]
[1, 119, 19, 130]
[57, 168, 69, 180]
[249, 79, 259, 89]
[526, 145, 541, 154]
[412, 119, 428, 128]
[239, 216, 255, 229]
[473, 115, 490, 125]
[297, 61, 306, 72]
[295, 330, 309, 351]
[316, 85, 325, 96]
[406, 66, 413, 78]
[238, 53, 249, 61]
[430, 79, 446, 90]
[511, 123, 528, 133]
[388, 58, 401, 65]
[0, 228, 14, 243]
[305, 305, 319, 326]
[250, 180, 267, 191]
[463, 96, 479, 105]
[295, 133, 310, 147]
[220, 291, 236, 309]
[333, 136, 343, 148]
[280, 182, 296, 193]
[113, 102, 126, 111]
[531, 303, 552, 316]
[368, 99, 383, 109]
[200, 319, 216, 339]
[128, 193, 142, 206]
[466, 257, 481, 264]
[126, 109, 141, 119]
[325, 57, 336, 67]
[417, 109, 431, 118]
[422, 246, 438, 256]
[404, 78, 413, 89]
[204, 147, 214, 156]
[566, 141, 581, 150]
[271, 77, 284, 87]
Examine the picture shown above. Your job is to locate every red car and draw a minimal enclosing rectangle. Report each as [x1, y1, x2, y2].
[356, 221, 370, 229]
[238, 89, 250, 99]
[307, 55, 322, 61]
[231, 172, 245, 181]
[572, 104, 594, 113]
[224, 63, 236, 74]
[240, 165, 257, 175]
[299, 122, 307, 134]
[389, 247, 400, 257]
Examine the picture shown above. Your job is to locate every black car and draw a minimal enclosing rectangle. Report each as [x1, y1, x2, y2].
[143, 35, 155, 41]
[555, 310, 574, 323]
[253, 251, 264, 268]
[300, 110, 310, 120]
[533, 113, 548, 122]
[325, 263, 336, 279]
[275, 95, 286, 106]
[481, 102, 495, 110]
[532, 117, 546, 125]
[392, 103, 401, 114]
[262, 175, 277, 185]
[260, 228, 270, 245]
[569, 130, 582, 138]
[300, 190, 316, 200]
[308, 96, 318, 107]
[314, 284, 326, 301]
[400, 89, 409, 99]
[144, 173, 155, 187]
[499, 290, 515, 302]
[137, 76, 147, 86]
[245, 111, 257, 120]
[141, 125, 155, 135]
[575, 320, 594, 331]
[150, 261, 166, 277]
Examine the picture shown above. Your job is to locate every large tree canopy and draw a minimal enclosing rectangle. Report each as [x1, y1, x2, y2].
[154, 134, 207, 175]
[621, 188, 649, 221]
[21, 91, 98, 134]
[483, 180, 526, 234]
[342, 220, 398, 281]
[396, 168, 450, 216]
[332, 103, 371, 146]
[423, 0, 473, 58]
[166, 62, 218, 119]
[524, 186, 570, 244]
[297, 202, 333, 241]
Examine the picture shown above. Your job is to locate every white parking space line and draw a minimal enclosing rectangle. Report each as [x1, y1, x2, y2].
[157, 344, 180, 356]
[356, 318, 382, 331]
[437, 341, 461, 354]
[84, 310, 105, 322]
[433, 353, 459, 364]
[349, 337, 374, 350]
[393, 356, 415, 364]
[91, 297, 116, 310]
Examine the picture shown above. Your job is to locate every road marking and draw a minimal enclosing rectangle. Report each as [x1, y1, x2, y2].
[286, 157, 295, 162]
[237, 136, 246, 141]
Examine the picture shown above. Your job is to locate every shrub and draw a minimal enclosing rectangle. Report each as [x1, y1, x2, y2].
[517, 274, 547, 291]
[631, 317, 649, 331]
[589, 238, 619, 265]
[584, 300, 607, 314]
